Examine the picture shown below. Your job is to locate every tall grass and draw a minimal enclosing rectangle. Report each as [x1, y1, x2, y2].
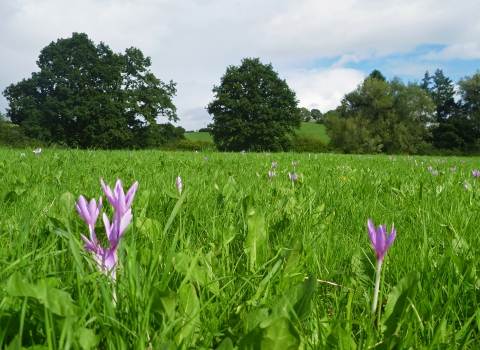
[0, 149, 479, 349]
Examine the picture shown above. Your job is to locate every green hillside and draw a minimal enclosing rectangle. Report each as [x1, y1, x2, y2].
[185, 122, 329, 144]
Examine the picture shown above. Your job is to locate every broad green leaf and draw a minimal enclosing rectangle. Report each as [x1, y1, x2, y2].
[380, 270, 420, 337]
[244, 212, 266, 272]
[326, 326, 357, 350]
[7, 272, 81, 317]
[175, 283, 200, 348]
[222, 176, 237, 201]
[238, 317, 301, 350]
[152, 289, 178, 321]
[59, 191, 75, 218]
[217, 337, 234, 350]
[75, 327, 100, 350]
[261, 276, 317, 327]
[244, 308, 269, 332]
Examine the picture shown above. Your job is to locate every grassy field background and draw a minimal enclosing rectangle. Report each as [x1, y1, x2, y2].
[185, 122, 329, 144]
[0, 148, 479, 348]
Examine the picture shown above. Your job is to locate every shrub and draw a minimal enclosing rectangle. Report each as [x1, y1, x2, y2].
[290, 134, 329, 153]
[177, 139, 217, 151]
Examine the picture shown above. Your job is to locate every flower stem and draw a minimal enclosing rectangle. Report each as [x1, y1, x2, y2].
[372, 259, 383, 317]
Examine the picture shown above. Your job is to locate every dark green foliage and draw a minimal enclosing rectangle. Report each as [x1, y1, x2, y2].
[299, 107, 311, 121]
[325, 77, 435, 154]
[290, 134, 328, 153]
[2, 33, 178, 149]
[176, 139, 217, 151]
[368, 69, 386, 82]
[207, 58, 301, 152]
[424, 70, 480, 152]
[310, 108, 322, 122]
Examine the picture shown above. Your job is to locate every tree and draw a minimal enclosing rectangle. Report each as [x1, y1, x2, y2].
[324, 77, 435, 154]
[430, 69, 458, 123]
[458, 71, 480, 127]
[310, 108, 322, 122]
[207, 58, 301, 152]
[2, 33, 178, 149]
[299, 107, 311, 121]
[368, 69, 386, 82]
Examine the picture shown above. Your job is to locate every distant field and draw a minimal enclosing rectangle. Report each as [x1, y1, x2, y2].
[185, 122, 329, 143]
[297, 121, 329, 143]
[184, 132, 213, 142]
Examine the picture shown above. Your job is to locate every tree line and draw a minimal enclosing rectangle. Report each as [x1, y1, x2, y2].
[1, 32, 479, 154]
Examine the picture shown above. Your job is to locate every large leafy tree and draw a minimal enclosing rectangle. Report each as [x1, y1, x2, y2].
[324, 73, 435, 154]
[207, 58, 301, 152]
[3, 33, 178, 149]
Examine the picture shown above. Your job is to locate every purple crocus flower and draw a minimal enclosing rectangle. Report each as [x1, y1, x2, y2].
[75, 196, 102, 252]
[288, 173, 298, 180]
[432, 170, 438, 176]
[472, 170, 480, 179]
[268, 171, 275, 180]
[176, 176, 182, 195]
[292, 161, 297, 168]
[78, 179, 138, 279]
[33, 148, 41, 155]
[462, 182, 468, 190]
[428, 166, 433, 172]
[241, 150, 245, 155]
[450, 167, 456, 172]
[367, 218, 396, 316]
[272, 162, 277, 169]
[367, 219, 396, 262]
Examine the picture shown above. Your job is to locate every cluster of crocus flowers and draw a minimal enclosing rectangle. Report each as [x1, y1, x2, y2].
[33, 148, 41, 155]
[472, 170, 480, 180]
[367, 219, 396, 316]
[176, 176, 182, 195]
[76, 179, 138, 280]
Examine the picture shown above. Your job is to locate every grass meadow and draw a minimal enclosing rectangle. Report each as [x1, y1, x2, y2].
[184, 122, 330, 144]
[1, 148, 480, 349]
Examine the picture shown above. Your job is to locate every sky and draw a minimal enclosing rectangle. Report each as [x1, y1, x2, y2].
[1, 0, 479, 131]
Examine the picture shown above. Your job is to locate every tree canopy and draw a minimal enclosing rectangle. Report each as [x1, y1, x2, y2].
[324, 72, 435, 154]
[3, 33, 179, 149]
[207, 58, 301, 152]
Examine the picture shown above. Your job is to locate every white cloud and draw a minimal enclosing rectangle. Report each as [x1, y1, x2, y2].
[1, 0, 479, 129]
[421, 42, 480, 61]
[283, 68, 365, 112]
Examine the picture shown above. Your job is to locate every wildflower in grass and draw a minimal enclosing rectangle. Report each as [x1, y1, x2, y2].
[75, 196, 102, 252]
[289, 173, 298, 180]
[472, 170, 480, 180]
[195, 151, 199, 154]
[462, 182, 468, 189]
[450, 167, 456, 172]
[268, 171, 275, 180]
[75, 179, 138, 279]
[339, 166, 345, 170]
[266, 153, 270, 157]
[33, 148, 41, 154]
[204, 157, 208, 161]
[428, 166, 433, 172]
[272, 162, 277, 169]
[432, 170, 438, 176]
[241, 150, 245, 155]
[20, 153, 25, 157]
[292, 161, 297, 168]
[176, 176, 182, 195]
[367, 218, 396, 316]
